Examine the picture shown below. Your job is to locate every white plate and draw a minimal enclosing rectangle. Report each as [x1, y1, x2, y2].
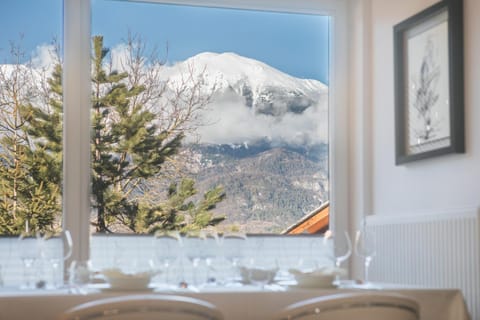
[292, 274, 336, 288]
[335, 280, 383, 290]
[100, 286, 155, 292]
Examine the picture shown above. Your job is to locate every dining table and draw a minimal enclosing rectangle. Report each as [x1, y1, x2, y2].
[0, 282, 471, 320]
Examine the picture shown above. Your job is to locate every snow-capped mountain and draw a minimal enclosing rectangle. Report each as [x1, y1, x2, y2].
[163, 52, 328, 118]
[161, 52, 329, 146]
[162, 53, 329, 232]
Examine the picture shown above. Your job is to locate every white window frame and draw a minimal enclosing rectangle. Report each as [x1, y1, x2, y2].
[62, 0, 349, 262]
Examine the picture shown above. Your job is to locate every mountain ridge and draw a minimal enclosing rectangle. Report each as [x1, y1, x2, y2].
[183, 141, 328, 233]
[162, 51, 329, 120]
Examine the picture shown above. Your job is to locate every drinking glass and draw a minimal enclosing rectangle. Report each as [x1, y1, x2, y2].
[18, 232, 41, 289]
[325, 230, 352, 284]
[246, 258, 278, 290]
[0, 264, 4, 288]
[203, 231, 221, 286]
[221, 232, 247, 285]
[333, 231, 352, 268]
[181, 230, 221, 287]
[246, 237, 278, 290]
[354, 228, 376, 285]
[41, 230, 73, 288]
[68, 260, 92, 294]
[113, 237, 155, 276]
[274, 236, 294, 282]
[153, 230, 183, 287]
[182, 231, 206, 288]
[0, 237, 13, 288]
[295, 236, 331, 273]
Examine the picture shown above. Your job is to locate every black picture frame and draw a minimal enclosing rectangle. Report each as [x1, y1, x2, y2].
[394, 0, 464, 165]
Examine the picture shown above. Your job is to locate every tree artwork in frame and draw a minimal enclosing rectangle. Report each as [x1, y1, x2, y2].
[394, 0, 464, 165]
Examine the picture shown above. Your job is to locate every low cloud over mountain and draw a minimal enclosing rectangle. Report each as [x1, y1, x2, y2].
[162, 52, 329, 146]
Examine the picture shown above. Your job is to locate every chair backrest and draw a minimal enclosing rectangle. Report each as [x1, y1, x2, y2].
[59, 294, 224, 320]
[274, 292, 419, 320]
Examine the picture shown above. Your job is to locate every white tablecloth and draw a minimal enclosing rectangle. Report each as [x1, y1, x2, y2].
[0, 285, 471, 320]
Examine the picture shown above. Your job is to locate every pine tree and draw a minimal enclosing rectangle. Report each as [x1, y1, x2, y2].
[90, 36, 225, 233]
[91, 35, 183, 232]
[137, 178, 226, 234]
[21, 63, 63, 225]
[0, 47, 60, 235]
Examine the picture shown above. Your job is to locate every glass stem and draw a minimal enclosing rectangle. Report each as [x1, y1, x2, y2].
[0, 265, 3, 287]
[364, 257, 371, 283]
[164, 264, 170, 285]
[335, 260, 341, 282]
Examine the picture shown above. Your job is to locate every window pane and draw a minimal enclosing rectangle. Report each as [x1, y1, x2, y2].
[0, 0, 63, 235]
[0, 0, 64, 287]
[91, 0, 329, 234]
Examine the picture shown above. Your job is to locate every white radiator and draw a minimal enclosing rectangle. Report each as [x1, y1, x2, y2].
[367, 208, 480, 320]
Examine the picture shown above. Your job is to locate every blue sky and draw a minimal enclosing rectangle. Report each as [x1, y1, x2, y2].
[0, 0, 329, 83]
[0, 0, 63, 61]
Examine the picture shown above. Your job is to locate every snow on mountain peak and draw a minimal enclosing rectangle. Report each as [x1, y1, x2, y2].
[164, 51, 327, 116]
[167, 51, 325, 92]
[184, 51, 276, 80]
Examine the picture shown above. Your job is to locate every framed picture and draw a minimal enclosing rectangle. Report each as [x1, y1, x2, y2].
[394, 0, 464, 165]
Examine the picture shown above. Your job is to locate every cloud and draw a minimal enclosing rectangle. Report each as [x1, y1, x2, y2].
[31, 44, 58, 73]
[110, 43, 131, 71]
[195, 91, 328, 146]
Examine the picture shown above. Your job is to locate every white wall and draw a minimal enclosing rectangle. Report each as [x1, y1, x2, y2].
[348, 0, 480, 276]
[349, 0, 480, 221]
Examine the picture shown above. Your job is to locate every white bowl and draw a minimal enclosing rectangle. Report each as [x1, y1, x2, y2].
[289, 267, 344, 288]
[239, 266, 278, 284]
[101, 268, 155, 290]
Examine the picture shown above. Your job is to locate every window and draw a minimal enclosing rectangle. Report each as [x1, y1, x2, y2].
[0, 0, 347, 285]
[65, 0, 349, 262]
[90, 0, 330, 234]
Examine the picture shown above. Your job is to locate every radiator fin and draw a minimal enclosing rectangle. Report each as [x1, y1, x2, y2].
[367, 211, 480, 320]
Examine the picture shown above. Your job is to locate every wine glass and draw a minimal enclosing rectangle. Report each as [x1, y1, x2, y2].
[0, 264, 3, 288]
[203, 230, 221, 286]
[294, 235, 331, 273]
[68, 260, 92, 294]
[113, 237, 155, 276]
[0, 236, 13, 288]
[153, 230, 183, 287]
[181, 230, 220, 288]
[220, 232, 247, 285]
[18, 232, 41, 289]
[334, 231, 352, 268]
[182, 230, 206, 288]
[354, 228, 376, 286]
[246, 237, 278, 290]
[41, 230, 73, 288]
[325, 230, 352, 284]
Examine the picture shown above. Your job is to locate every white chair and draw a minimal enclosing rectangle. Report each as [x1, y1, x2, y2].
[274, 292, 419, 320]
[59, 294, 224, 320]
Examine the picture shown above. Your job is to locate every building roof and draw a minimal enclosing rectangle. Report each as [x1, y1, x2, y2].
[282, 201, 329, 235]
